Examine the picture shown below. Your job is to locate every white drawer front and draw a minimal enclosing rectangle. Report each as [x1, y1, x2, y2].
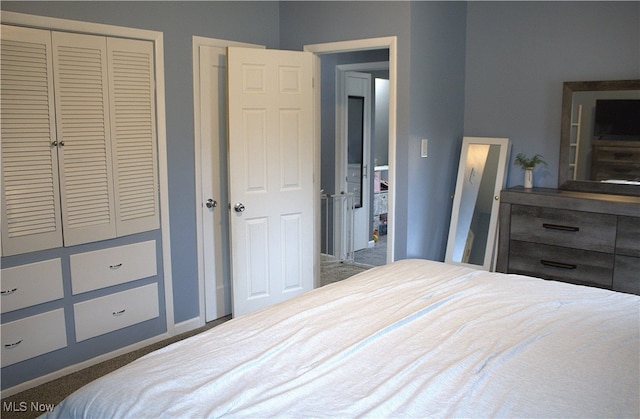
[1, 308, 67, 367]
[1, 259, 64, 314]
[70, 240, 157, 294]
[74, 283, 159, 342]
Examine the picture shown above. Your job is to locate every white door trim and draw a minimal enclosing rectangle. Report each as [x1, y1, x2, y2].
[192, 36, 264, 324]
[304, 37, 397, 264]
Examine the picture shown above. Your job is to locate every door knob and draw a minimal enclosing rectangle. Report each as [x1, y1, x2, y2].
[234, 203, 245, 213]
[206, 198, 217, 209]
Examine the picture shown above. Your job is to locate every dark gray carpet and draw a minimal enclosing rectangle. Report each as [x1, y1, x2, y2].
[1, 316, 231, 419]
[354, 235, 387, 266]
[320, 261, 371, 286]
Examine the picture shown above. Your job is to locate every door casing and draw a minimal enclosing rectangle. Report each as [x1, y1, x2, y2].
[305, 37, 397, 268]
[194, 36, 397, 324]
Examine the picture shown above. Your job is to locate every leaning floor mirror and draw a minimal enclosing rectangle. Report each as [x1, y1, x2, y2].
[445, 137, 511, 271]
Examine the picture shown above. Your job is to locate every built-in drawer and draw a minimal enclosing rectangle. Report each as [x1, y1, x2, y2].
[1, 308, 67, 367]
[510, 205, 616, 253]
[613, 255, 640, 295]
[508, 240, 614, 288]
[70, 240, 157, 295]
[616, 216, 640, 258]
[1, 259, 64, 314]
[73, 283, 159, 342]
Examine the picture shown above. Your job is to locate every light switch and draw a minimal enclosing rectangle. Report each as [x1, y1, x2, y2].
[421, 138, 428, 157]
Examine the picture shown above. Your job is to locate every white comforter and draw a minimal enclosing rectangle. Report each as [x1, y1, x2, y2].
[48, 260, 639, 418]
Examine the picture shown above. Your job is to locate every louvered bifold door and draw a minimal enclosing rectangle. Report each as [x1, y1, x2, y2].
[107, 38, 159, 235]
[52, 31, 117, 246]
[1, 25, 63, 256]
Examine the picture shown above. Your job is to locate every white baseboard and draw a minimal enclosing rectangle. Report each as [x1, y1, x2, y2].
[172, 316, 205, 336]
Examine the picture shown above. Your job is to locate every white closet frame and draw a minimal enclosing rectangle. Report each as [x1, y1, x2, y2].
[0, 12, 174, 333]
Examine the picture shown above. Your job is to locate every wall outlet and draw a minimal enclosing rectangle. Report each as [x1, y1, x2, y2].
[421, 138, 428, 157]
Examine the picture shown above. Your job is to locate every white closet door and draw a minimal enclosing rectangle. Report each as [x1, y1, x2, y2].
[0, 25, 63, 256]
[52, 31, 117, 246]
[107, 38, 159, 235]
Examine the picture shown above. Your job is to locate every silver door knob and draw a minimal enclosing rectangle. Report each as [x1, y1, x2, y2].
[206, 198, 217, 209]
[234, 203, 245, 213]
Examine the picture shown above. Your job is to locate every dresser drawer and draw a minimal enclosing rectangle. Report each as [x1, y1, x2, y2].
[616, 216, 640, 258]
[70, 240, 157, 294]
[1, 308, 67, 367]
[613, 255, 640, 295]
[1, 259, 64, 314]
[510, 205, 616, 253]
[73, 283, 159, 342]
[509, 241, 614, 288]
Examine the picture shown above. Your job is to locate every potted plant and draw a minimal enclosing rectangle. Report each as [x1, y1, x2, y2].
[514, 153, 547, 188]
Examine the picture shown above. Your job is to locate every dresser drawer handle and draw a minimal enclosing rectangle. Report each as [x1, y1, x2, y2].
[542, 223, 579, 232]
[1, 288, 17, 295]
[4, 339, 23, 349]
[109, 263, 123, 269]
[112, 309, 126, 316]
[541, 260, 577, 270]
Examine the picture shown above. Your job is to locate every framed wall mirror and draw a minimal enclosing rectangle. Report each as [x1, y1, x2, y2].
[558, 80, 640, 196]
[445, 137, 511, 271]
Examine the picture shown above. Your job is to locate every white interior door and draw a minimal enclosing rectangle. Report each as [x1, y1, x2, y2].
[227, 47, 315, 317]
[194, 38, 264, 322]
[338, 71, 371, 252]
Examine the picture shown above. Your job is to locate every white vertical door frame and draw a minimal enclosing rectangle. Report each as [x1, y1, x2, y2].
[305, 37, 397, 264]
[192, 36, 264, 325]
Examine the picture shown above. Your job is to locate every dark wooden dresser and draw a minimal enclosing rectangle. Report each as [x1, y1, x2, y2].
[497, 187, 640, 295]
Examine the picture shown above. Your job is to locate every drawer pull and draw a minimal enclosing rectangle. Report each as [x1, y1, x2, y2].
[4, 339, 23, 349]
[542, 223, 579, 232]
[541, 260, 577, 270]
[109, 263, 123, 269]
[1, 288, 18, 295]
[112, 309, 126, 316]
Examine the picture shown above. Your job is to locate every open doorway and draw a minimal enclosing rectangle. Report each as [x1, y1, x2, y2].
[305, 37, 397, 285]
[337, 62, 390, 268]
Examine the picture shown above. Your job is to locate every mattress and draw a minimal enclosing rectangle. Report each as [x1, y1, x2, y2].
[46, 259, 639, 418]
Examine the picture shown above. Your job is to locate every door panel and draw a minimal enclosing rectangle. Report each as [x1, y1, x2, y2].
[338, 71, 371, 252]
[228, 47, 314, 317]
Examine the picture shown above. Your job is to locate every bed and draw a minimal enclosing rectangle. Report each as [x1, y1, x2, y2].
[47, 259, 639, 418]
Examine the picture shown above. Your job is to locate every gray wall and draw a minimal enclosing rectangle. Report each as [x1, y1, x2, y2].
[279, 1, 468, 261]
[405, 1, 467, 259]
[464, 1, 640, 189]
[2, 1, 638, 326]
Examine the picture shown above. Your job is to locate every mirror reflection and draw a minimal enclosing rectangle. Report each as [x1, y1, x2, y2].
[568, 91, 640, 183]
[452, 144, 500, 264]
[446, 137, 510, 271]
[558, 80, 640, 196]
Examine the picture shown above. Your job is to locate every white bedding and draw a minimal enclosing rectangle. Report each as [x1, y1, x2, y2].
[47, 260, 639, 418]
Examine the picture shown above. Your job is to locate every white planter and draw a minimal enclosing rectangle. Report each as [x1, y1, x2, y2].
[524, 168, 534, 188]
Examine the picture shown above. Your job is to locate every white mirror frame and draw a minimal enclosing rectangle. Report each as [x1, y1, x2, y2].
[445, 137, 511, 271]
